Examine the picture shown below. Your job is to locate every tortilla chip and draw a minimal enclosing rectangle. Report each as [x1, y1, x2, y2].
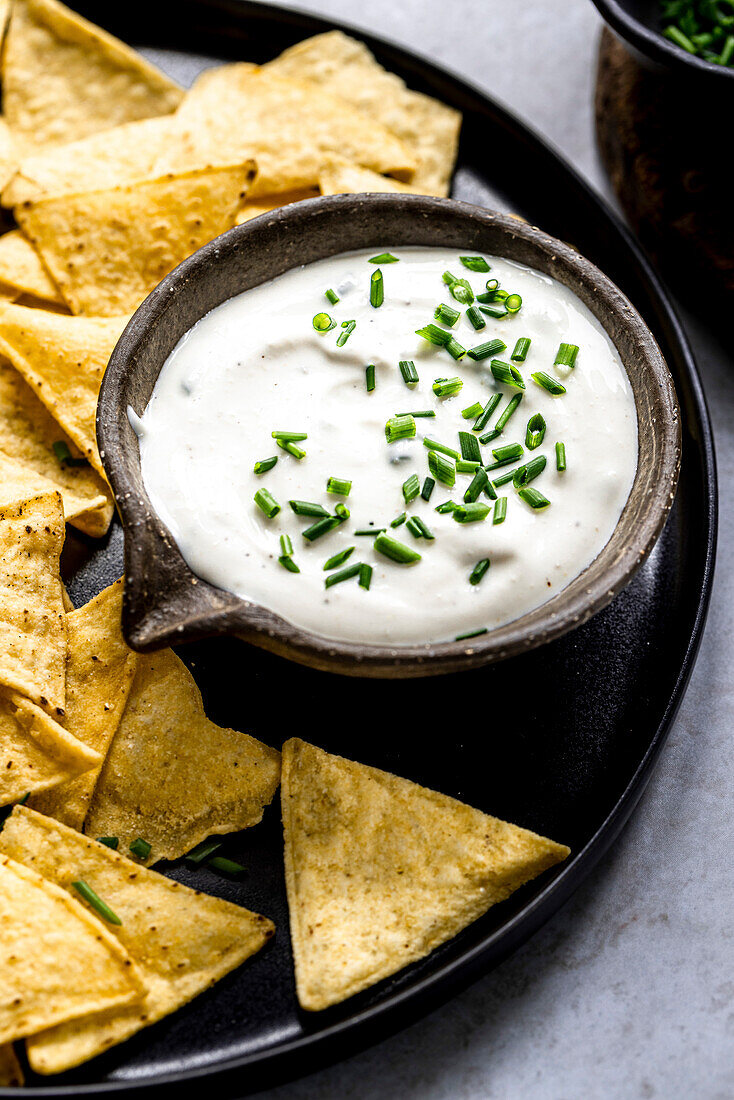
[15, 164, 255, 316]
[0, 230, 63, 304]
[0, 688, 100, 807]
[85, 648, 280, 863]
[166, 67, 417, 197]
[0, 303, 128, 475]
[0, 1042, 24, 1088]
[318, 157, 426, 197]
[235, 187, 319, 225]
[0, 492, 66, 716]
[0, 807, 274, 1074]
[267, 32, 461, 197]
[0, 852, 145, 1045]
[1, 0, 182, 152]
[282, 738, 570, 1011]
[31, 580, 137, 829]
[0, 118, 19, 193]
[0, 358, 113, 537]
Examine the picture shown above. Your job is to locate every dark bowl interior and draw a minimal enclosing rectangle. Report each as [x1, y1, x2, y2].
[98, 194, 681, 679]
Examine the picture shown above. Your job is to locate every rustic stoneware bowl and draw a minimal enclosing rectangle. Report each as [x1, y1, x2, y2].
[98, 194, 681, 678]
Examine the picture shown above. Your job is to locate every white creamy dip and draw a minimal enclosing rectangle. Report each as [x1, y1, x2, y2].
[136, 247, 637, 645]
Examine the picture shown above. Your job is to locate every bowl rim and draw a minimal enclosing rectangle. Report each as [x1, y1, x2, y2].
[591, 0, 734, 83]
[98, 193, 681, 678]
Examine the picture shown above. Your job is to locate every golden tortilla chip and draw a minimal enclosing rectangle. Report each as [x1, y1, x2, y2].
[85, 647, 280, 863]
[15, 164, 255, 316]
[0, 1042, 24, 1088]
[0, 118, 19, 193]
[267, 32, 461, 197]
[1, 0, 182, 152]
[166, 67, 417, 197]
[0, 491, 66, 716]
[234, 187, 319, 225]
[282, 738, 570, 1011]
[0, 230, 63, 304]
[0, 358, 113, 537]
[0, 852, 145, 1045]
[0, 303, 128, 475]
[318, 157, 426, 197]
[0, 807, 275, 1074]
[31, 579, 137, 829]
[1, 688, 100, 807]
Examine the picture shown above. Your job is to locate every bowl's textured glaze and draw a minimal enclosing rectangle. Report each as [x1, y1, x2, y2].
[98, 194, 681, 678]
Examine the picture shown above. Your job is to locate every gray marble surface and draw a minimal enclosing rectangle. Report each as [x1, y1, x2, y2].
[162, 2, 733, 1096]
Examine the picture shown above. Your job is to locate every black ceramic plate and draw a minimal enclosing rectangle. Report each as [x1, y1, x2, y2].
[4, 2, 716, 1096]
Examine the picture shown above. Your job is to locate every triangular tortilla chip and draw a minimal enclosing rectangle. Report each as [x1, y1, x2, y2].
[31, 580, 137, 829]
[0, 303, 128, 474]
[282, 738, 570, 1011]
[0, 1042, 24, 1088]
[0, 852, 145, 1045]
[235, 187, 319, 225]
[1, 0, 182, 152]
[15, 164, 256, 315]
[1, 688, 100, 807]
[85, 647, 280, 863]
[0, 492, 66, 716]
[164, 67, 417, 197]
[318, 157, 426, 197]
[267, 32, 461, 197]
[0, 358, 113, 537]
[0, 807, 274, 1074]
[0, 230, 63, 304]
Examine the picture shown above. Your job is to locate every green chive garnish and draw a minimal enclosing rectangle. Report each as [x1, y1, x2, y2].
[337, 320, 356, 347]
[469, 558, 490, 585]
[402, 473, 420, 504]
[359, 564, 373, 589]
[493, 497, 508, 524]
[491, 442, 524, 464]
[302, 516, 340, 541]
[456, 459, 480, 473]
[96, 836, 119, 850]
[323, 547, 355, 570]
[511, 337, 531, 362]
[491, 359, 525, 389]
[370, 269, 384, 308]
[254, 456, 278, 475]
[325, 562, 362, 588]
[458, 431, 481, 463]
[186, 838, 222, 864]
[464, 467, 489, 503]
[663, 24, 697, 51]
[478, 302, 508, 319]
[505, 293, 522, 313]
[280, 533, 294, 557]
[398, 410, 435, 418]
[443, 271, 474, 305]
[385, 413, 416, 443]
[445, 337, 467, 360]
[555, 342, 579, 367]
[423, 437, 460, 459]
[465, 306, 486, 331]
[276, 439, 306, 459]
[484, 478, 498, 501]
[289, 500, 329, 517]
[208, 857, 246, 876]
[456, 627, 488, 641]
[494, 392, 524, 432]
[513, 455, 547, 487]
[129, 838, 151, 860]
[461, 401, 484, 420]
[412, 516, 435, 540]
[374, 533, 422, 564]
[355, 527, 385, 535]
[254, 488, 280, 518]
[313, 312, 336, 332]
[525, 413, 546, 450]
[476, 279, 500, 302]
[434, 303, 460, 326]
[421, 476, 435, 501]
[491, 468, 519, 489]
[479, 428, 500, 444]
[453, 502, 490, 523]
[531, 371, 566, 395]
[272, 431, 307, 442]
[406, 516, 422, 539]
[428, 450, 455, 487]
[366, 363, 376, 392]
[435, 500, 457, 514]
[460, 256, 490, 272]
[52, 440, 88, 467]
[556, 441, 567, 471]
[432, 376, 463, 398]
[518, 486, 551, 509]
[326, 477, 351, 496]
[399, 360, 419, 384]
[390, 511, 407, 527]
[467, 338, 507, 362]
[279, 556, 300, 573]
[415, 323, 451, 347]
[325, 288, 339, 304]
[473, 393, 502, 432]
[334, 502, 350, 521]
[369, 252, 399, 263]
[72, 880, 121, 925]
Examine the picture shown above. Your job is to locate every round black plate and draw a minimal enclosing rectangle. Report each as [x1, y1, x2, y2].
[6, 2, 716, 1096]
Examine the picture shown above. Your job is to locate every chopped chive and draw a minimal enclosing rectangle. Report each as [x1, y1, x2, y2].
[52, 440, 88, 467]
[494, 392, 524, 432]
[491, 468, 520, 489]
[525, 413, 546, 450]
[72, 880, 121, 925]
[279, 556, 300, 572]
[435, 500, 457, 514]
[280, 533, 294, 557]
[531, 371, 566, 395]
[478, 302, 508, 319]
[326, 477, 351, 496]
[366, 363, 376, 392]
[428, 450, 456, 487]
[185, 838, 222, 864]
[518, 486, 551, 509]
[556, 441, 567, 471]
[491, 359, 525, 389]
[398, 410, 435, 418]
[412, 516, 435, 540]
[254, 488, 280, 518]
[289, 500, 329, 517]
[467, 338, 507, 362]
[374, 532, 422, 564]
[302, 516, 340, 541]
[355, 527, 385, 536]
[456, 459, 480, 473]
[369, 252, 399, 263]
[511, 337, 531, 362]
[469, 558, 490, 585]
[432, 376, 463, 398]
[443, 271, 474, 304]
[663, 24, 697, 51]
[484, 478, 498, 501]
[479, 428, 501, 444]
[208, 857, 246, 875]
[476, 283, 500, 304]
[513, 455, 547, 487]
[323, 546, 355, 570]
[390, 511, 407, 527]
[465, 306, 486, 331]
[129, 838, 151, 860]
[277, 439, 306, 459]
[337, 319, 356, 347]
[415, 323, 451, 347]
[325, 288, 339, 304]
[370, 269, 384, 308]
[96, 836, 119, 850]
[445, 337, 467, 360]
[423, 437, 460, 460]
[491, 442, 524, 463]
[456, 627, 488, 641]
[493, 497, 508, 524]
[555, 342, 579, 368]
[402, 473, 420, 504]
[399, 359, 419, 384]
[473, 393, 502, 432]
[334, 502, 350, 521]
[719, 34, 734, 64]
[460, 255, 490, 272]
[325, 562, 362, 588]
[272, 430, 307, 442]
[313, 312, 336, 332]
[254, 456, 278, 475]
[464, 467, 489, 503]
[462, 401, 484, 420]
[505, 293, 522, 313]
[459, 431, 481, 463]
[421, 477, 435, 501]
[385, 413, 416, 444]
[434, 303, 460, 326]
[453, 502, 491, 523]
[406, 516, 423, 539]
[359, 563, 373, 589]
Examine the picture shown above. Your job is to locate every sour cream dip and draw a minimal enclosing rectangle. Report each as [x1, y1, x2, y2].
[135, 247, 637, 646]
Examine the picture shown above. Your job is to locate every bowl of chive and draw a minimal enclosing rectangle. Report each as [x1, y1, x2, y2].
[99, 193, 680, 678]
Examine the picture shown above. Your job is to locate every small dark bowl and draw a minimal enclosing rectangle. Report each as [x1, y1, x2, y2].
[98, 194, 681, 679]
[592, 0, 734, 86]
